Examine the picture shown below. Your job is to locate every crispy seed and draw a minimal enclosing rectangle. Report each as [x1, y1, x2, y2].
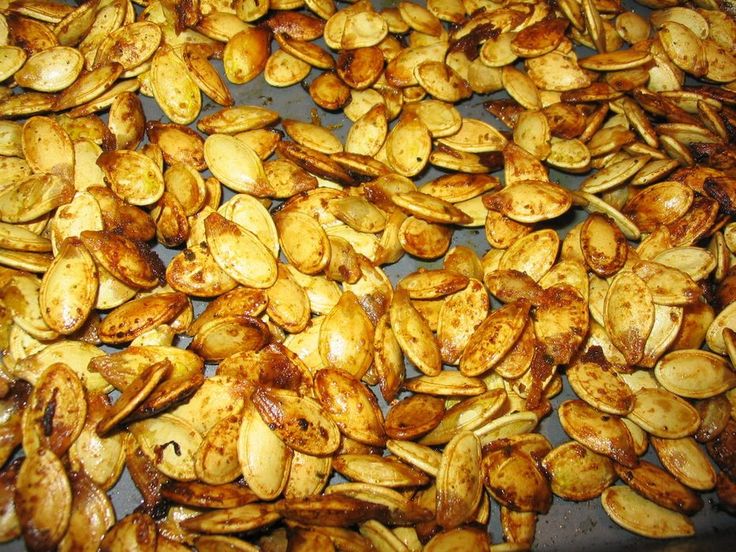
[459, 300, 529, 377]
[16, 447, 72, 551]
[483, 180, 572, 223]
[604, 271, 654, 365]
[204, 212, 277, 289]
[580, 213, 628, 277]
[652, 436, 717, 491]
[385, 114, 431, 177]
[542, 441, 616, 501]
[558, 399, 638, 467]
[129, 413, 203, 482]
[613, 460, 703, 515]
[275, 210, 331, 275]
[421, 389, 507, 446]
[96, 360, 171, 436]
[96, 150, 164, 207]
[567, 358, 634, 416]
[655, 349, 736, 399]
[22, 362, 86, 457]
[482, 447, 551, 514]
[237, 400, 292, 500]
[253, 386, 340, 456]
[189, 315, 270, 361]
[436, 431, 482, 529]
[39, 237, 97, 335]
[499, 229, 560, 282]
[315, 368, 386, 447]
[204, 134, 271, 196]
[80, 231, 159, 290]
[390, 288, 441, 376]
[628, 387, 700, 439]
[98, 512, 157, 552]
[601, 486, 695, 539]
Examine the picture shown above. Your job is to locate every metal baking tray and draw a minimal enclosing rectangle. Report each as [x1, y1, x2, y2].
[4, 0, 736, 549]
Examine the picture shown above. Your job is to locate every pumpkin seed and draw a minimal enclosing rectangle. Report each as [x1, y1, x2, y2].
[482, 447, 551, 514]
[436, 431, 482, 529]
[483, 180, 572, 223]
[253, 386, 340, 456]
[567, 358, 634, 416]
[613, 460, 703, 515]
[39, 237, 97, 335]
[542, 441, 616, 501]
[601, 486, 695, 539]
[459, 300, 530, 377]
[558, 399, 638, 467]
[15, 447, 72, 551]
[237, 400, 292, 500]
[604, 271, 654, 365]
[204, 212, 277, 289]
[651, 436, 717, 491]
[628, 387, 700, 439]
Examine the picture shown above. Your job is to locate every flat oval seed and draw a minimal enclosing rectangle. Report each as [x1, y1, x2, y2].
[96, 361, 171, 437]
[706, 301, 736, 354]
[652, 247, 716, 282]
[558, 399, 638, 467]
[658, 21, 707, 77]
[652, 436, 717, 491]
[39, 237, 97, 335]
[331, 454, 429, 488]
[0, 46, 27, 82]
[604, 271, 654, 365]
[204, 212, 277, 289]
[23, 362, 86, 457]
[437, 278, 489, 365]
[628, 387, 700, 439]
[436, 431, 482, 529]
[275, 210, 331, 275]
[385, 114, 431, 177]
[389, 288, 442, 376]
[601, 486, 695, 539]
[318, 291, 374, 380]
[483, 180, 572, 223]
[580, 213, 628, 277]
[151, 47, 201, 125]
[189, 315, 270, 362]
[542, 441, 616, 501]
[482, 448, 551, 514]
[204, 134, 271, 196]
[613, 460, 703, 515]
[252, 387, 340, 456]
[96, 150, 164, 206]
[499, 229, 560, 282]
[421, 389, 508, 446]
[314, 368, 387, 447]
[129, 414, 202, 482]
[567, 359, 635, 416]
[238, 401, 292, 501]
[459, 300, 529, 377]
[392, 191, 472, 225]
[632, 261, 701, 306]
[80, 230, 158, 290]
[98, 513, 157, 552]
[655, 349, 736, 399]
[15, 448, 72, 551]
[385, 395, 445, 441]
[15, 46, 83, 92]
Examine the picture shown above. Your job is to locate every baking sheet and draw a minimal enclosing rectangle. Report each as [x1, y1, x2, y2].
[4, 0, 736, 549]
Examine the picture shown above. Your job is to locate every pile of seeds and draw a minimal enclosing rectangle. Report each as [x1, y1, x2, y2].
[0, 0, 736, 549]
